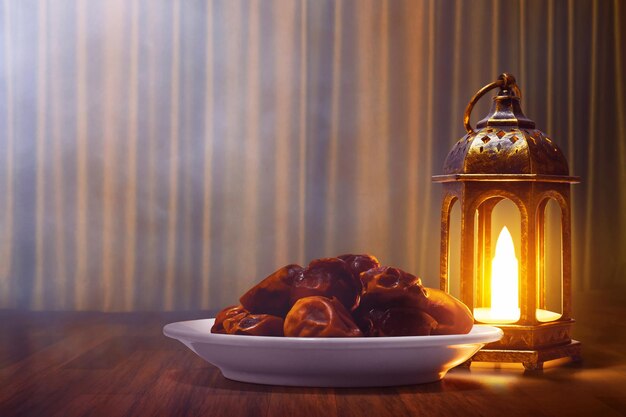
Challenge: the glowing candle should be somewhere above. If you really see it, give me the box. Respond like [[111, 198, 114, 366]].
[[474, 227, 520, 323], [489, 226, 520, 321], [474, 226, 562, 323]]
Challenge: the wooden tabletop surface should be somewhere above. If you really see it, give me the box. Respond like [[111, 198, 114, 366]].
[[2, 290, 626, 417]]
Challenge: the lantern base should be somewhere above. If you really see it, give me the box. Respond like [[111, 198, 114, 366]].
[[464, 340, 582, 370], [480, 318, 576, 350]]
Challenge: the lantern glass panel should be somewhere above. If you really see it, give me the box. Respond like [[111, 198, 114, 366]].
[[537, 198, 563, 322], [448, 200, 461, 300], [473, 198, 521, 324]]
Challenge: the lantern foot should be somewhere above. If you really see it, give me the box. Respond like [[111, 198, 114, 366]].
[[466, 340, 582, 369], [522, 361, 543, 371]]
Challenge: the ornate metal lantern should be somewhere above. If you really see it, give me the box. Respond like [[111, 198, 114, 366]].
[[433, 73, 582, 370]]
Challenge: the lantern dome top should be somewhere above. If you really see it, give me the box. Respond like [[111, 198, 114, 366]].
[[442, 74, 570, 176]]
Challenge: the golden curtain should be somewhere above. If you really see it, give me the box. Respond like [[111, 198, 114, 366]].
[[0, 0, 624, 311]]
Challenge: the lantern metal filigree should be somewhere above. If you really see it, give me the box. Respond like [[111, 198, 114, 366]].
[[433, 73, 582, 370]]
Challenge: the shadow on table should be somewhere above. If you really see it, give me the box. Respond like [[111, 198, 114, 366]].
[[167, 366, 487, 394]]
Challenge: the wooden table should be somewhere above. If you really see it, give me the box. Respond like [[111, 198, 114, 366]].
[[2, 290, 626, 417]]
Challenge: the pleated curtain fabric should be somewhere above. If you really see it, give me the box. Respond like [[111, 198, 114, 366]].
[[0, 0, 624, 311]]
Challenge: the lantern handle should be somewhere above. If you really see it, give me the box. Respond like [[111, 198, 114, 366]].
[[464, 73, 522, 134]]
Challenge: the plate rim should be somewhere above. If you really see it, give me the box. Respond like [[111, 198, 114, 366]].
[[163, 318, 503, 349]]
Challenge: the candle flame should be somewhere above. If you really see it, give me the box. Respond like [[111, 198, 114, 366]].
[[490, 226, 520, 321]]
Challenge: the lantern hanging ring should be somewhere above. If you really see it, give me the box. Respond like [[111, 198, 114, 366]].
[[464, 73, 523, 134]]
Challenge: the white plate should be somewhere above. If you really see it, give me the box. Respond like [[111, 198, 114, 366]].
[[163, 318, 502, 387]]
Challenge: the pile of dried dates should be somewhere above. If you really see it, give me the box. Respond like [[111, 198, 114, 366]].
[[211, 254, 473, 337]]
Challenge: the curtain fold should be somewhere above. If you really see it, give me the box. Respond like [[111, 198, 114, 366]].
[[0, 0, 624, 311]]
